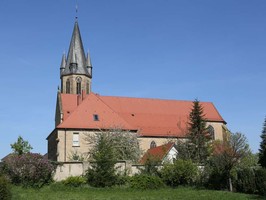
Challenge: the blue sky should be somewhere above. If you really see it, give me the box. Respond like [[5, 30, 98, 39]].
[[0, 0, 266, 159]]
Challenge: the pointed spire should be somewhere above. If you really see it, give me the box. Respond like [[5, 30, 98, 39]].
[[60, 53, 66, 69], [61, 21, 90, 77], [86, 52, 93, 78], [86, 51, 92, 67], [60, 53, 66, 77]]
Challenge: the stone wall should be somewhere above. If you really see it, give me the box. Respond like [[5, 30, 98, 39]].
[[53, 161, 142, 181]]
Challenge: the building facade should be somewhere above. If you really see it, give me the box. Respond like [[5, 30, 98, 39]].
[[47, 21, 228, 162]]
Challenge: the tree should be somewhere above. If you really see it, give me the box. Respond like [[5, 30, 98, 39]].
[[3, 153, 55, 187], [85, 128, 141, 187], [86, 132, 117, 187], [10, 136, 32, 155], [259, 117, 266, 167], [211, 132, 250, 192], [187, 99, 211, 164], [85, 128, 141, 162], [140, 153, 161, 176]]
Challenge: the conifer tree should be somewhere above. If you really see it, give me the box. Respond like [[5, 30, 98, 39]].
[[86, 133, 117, 187], [187, 99, 210, 164], [259, 117, 266, 167]]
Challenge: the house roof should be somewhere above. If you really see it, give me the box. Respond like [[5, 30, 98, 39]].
[[140, 143, 175, 164], [1, 153, 14, 162], [57, 92, 225, 137]]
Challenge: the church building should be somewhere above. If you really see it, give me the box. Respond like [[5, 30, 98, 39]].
[[47, 21, 227, 162]]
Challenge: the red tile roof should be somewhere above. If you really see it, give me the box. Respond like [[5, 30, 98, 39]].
[[140, 143, 175, 164], [57, 92, 225, 137]]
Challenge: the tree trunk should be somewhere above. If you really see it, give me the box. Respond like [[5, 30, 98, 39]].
[[229, 177, 233, 192]]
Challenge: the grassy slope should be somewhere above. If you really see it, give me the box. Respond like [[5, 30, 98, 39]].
[[11, 186, 262, 200]]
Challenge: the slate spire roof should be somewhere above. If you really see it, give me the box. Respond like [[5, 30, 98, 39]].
[[60, 21, 92, 78]]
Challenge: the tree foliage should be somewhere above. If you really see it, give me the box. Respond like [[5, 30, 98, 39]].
[[86, 128, 141, 162], [0, 176, 11, 200], [160, 159, 198, 187], [3, 153, 55, 187], [86, 132, 118, 187], [140, 153, 161, 176], [210, 132, 250, 191], [85, 128, 141, 187], [179, 99, 211, 164], [10, 136, 32, 155], [259, 117, 266, 167]]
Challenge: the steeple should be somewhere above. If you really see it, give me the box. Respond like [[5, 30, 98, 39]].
[[60, 21, 93, 95], [60, 21, 91, 77]]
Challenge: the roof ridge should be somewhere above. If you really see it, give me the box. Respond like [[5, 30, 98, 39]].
[[99, 94, 215, 104]]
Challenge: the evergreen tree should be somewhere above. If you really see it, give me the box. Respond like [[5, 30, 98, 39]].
[[187, 99, 210, 164], [85, 133, 117, 187], [259, 117, 266, 167]]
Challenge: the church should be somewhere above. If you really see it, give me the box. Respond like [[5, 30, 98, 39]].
[[46, 20, 227, 162]]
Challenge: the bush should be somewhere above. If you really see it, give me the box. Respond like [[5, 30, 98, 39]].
[[206, 170, 228, 190], [255, 168, 266, 196], [61, 176, 86, 187], [115, 175, 130, 186], [4, 153, 56, 187], [234, 168, 256, 194], [129, 174, 165, 190], [0, 176, 12, 200], [86, 165, 118, 187], [160, 159, 198, 187]]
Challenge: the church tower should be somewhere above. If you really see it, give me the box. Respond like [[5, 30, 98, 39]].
[[60, 21, 92, 95]]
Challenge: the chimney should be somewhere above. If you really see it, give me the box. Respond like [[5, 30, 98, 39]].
[[82, 90, 86, 101], [77, 94, 82, 106]]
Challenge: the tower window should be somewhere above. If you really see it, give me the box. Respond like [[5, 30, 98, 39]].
[[66, 79, 70, 94], [76, 77, 82, 95], [150, 141, 157, 149], [93, 114, 99, 121]]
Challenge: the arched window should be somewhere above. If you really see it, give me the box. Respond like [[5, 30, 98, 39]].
[[76, 77, 82, 94], [150, 141, 157, 149], [208, 125, 215, 140], [66, 79, 70, 94]]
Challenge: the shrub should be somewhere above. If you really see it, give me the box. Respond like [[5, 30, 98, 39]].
[[234, 168, 256, 194], [206, 170, 228, 190], [61, 176, 86, 187], [160, 159, 198, 187], [129, 174, 165, 190], [255, 168, 266, 196], [0, 176, 12, 200], [115, 175, 130, 186], [4, 153, 56, 187], [139, 154, 161, 176]]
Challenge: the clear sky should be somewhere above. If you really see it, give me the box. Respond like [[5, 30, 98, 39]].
[[0, 0, 266, 159]]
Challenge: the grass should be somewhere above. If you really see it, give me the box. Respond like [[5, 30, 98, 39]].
[[11, 185, 264, 200]]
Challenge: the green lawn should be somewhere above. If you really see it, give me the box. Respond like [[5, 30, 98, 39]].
[[11, 185, 264, 200]]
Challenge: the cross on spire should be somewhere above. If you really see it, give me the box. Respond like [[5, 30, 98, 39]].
[[75, 0, 78, 21]]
